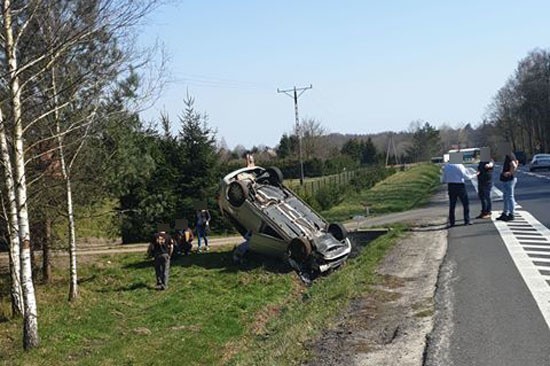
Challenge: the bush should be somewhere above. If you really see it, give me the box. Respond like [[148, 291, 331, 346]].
[[314, 184, 344, 211], [349, 166, 395, 193]]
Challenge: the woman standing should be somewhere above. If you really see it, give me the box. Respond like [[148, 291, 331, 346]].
[[497, 153, 519, 221]]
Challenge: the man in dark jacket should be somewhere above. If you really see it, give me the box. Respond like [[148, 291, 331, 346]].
[[476, 148, 494, 219], [147, 232, 173, 290], [196, 209, 211, 252]]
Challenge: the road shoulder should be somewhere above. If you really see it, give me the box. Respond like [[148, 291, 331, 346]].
[[307, 188, 449, 365]]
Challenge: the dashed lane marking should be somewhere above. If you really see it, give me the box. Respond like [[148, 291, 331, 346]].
[[493, 210, 550, 330]]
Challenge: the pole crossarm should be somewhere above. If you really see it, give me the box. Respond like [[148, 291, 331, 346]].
[[277, 84, 312, 98]]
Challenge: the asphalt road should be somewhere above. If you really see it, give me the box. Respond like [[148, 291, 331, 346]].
[[426, 165, 550, 366]]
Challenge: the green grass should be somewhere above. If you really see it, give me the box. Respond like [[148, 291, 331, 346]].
[[0, 250, 294, 365], [322, 163, 441, 222], [0, 230, 401, 365]]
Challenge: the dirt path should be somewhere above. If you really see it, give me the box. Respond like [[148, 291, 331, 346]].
[[0, 235, 243, 274]]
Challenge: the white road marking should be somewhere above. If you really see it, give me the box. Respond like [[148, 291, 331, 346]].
[[493, 210, 550, 330], [523, 171, 550, 181]]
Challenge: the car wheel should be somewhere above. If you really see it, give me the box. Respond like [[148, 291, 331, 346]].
[[227, 180, 249, 207], [266, 166, 283, 185], [328, 222, 348, 241], [288, 237, 312, 264]]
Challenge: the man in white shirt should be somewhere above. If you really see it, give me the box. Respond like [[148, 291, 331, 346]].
[[441, 152, 475, 227]]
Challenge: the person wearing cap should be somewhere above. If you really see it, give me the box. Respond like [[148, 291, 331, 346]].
[[147, 231, 173, 290]]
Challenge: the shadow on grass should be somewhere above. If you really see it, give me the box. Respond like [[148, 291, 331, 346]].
[[95, 281, 152, 293], [77, 275, 97, 285], [124, 250, 292, 275]]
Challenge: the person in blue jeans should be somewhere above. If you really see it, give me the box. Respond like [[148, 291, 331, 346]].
[[497, 153, 519, 221], [196, 209, 211, 252]]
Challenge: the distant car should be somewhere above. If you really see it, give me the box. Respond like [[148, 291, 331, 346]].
[[529, 154, 550, 172], [218, 166, 352, 274]]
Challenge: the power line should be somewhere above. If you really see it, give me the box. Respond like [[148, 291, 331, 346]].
[[277, 84, 313, 185], [172, 73, 273, 90]]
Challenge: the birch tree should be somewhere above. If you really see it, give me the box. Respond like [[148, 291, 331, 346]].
[[1, 0, 40, 349], [35, 0, 160, 300], [0, 107, 24, 316]]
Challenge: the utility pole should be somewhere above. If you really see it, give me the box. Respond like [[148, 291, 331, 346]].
[[277, 84, 312, 185], [385, 132, 400, 167]]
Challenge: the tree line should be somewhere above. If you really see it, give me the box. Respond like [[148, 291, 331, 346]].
[[487, 48, 550, 155]]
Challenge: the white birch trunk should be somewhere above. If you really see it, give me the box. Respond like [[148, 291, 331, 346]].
[[63, 163, 78, 301], [56, 131, 79, 301], [51, 66, 79, 301], [0, 108, 24, 316], [2, 0, 40, 349]]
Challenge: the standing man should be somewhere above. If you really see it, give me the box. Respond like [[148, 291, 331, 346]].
[[441, 152, 475, 227], [147, 231, 173, 290], [476, 147, 494, 219], [196, 208, 211, 252]]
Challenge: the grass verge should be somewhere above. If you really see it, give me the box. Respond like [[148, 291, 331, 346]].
[[322, 163, 441, 222]]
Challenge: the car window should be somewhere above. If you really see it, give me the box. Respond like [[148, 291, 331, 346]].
[[260, 223, 283, 239]]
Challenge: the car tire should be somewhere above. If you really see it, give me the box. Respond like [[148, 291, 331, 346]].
[[328, 222, 348, 241], [227, 180, 249, 207], [266, 166, 283, 185], [288, 237, 312, 264]]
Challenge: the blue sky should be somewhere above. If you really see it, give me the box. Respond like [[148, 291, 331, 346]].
[[139, 1, 550, 149]]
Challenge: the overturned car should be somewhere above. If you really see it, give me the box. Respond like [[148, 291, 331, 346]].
[[219, 166, 352, 275]]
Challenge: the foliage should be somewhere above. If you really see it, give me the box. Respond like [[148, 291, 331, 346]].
[[486, 48, 550, 155], [341, 138, 363, 162], [405, 122, 441, 163], [349, 165, 396, 193], [277, 133, 298, 159], [341, 137, 380, 165]]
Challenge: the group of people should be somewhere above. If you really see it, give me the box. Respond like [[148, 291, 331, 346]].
[[146, 209, 211, 290], [442, 150, 519, 227]]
